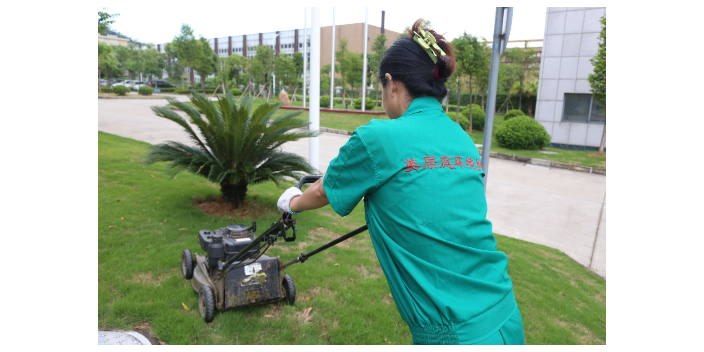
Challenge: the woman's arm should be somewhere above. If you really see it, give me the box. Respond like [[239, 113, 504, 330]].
[[289, 176, 330, 212]]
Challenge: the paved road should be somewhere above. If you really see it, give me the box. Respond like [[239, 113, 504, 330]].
[[98, 97, 606, 279]]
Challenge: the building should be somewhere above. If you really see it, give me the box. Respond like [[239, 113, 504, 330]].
[[157, 19, 401, 84], [98, 33, 130, 47], [535, 7, 606, 151]]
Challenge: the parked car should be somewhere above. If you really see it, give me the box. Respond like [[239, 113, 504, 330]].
[[122, 80, 136, 89], [100, 79, 109, 86], [145, 80, 175, 88], [111, 79, 124, 86], [132, 81, 145, 91]]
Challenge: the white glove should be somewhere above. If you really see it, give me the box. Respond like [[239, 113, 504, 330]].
[[277, 187, 303, 214]]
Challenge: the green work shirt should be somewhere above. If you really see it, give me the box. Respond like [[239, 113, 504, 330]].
[[323, 96, 519, 345]]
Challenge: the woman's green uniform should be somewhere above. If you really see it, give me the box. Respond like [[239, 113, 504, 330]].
[[322, 96, 525, 345]]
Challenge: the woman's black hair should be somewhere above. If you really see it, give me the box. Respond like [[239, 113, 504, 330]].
[[378, 19, 457, 101]]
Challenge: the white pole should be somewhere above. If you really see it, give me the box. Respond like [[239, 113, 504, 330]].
[[309, 7, 321, 172], [330, 7, 336, 109], [303, 8, 308, 108], [361, 8, 368, 112]]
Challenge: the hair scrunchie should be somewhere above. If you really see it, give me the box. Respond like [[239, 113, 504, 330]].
[[433, 66, 440, 81]]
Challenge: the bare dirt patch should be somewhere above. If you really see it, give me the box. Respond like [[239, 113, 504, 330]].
[[587, 153, 605, 157], [193, 195, 276, 219], [301, 286, 336, 301], [129, 269, 175, 286], [260, 303, 284, 321], [307, 227, 359, 249], [132, 322, 164, 345], [287, 307, 315, 324], [356, 264, 380, 279]]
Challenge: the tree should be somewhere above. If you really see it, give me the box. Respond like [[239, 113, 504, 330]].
[[251, 45, 275, 99], [274, 54, 296, 95], [194, 37, 216, 93], [172, 24, 203, 86], [503, 44, 538, 111], [98, 10, 119, 34], [164, 43, 185, 87], [144, 92, 319, 207], [292, 52, 304, 99], [98, 42, 118, 92], [335, 39, 351, 102], [320, 63, 332, 92], [497, 63, 521, 113], [588, 15, 606, 155], [454, 32, 489, 132], [140, 46, 166, 82], [370, 33, 388, 108]]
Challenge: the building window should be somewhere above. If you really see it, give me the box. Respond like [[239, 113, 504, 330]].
[[562, 94, 605, 124], [299, 43, 302, 48]]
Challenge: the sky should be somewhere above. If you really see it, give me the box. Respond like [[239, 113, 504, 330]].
[[99, 2, 547, 48]]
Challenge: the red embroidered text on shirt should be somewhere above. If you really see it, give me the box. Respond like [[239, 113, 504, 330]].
[[404, 158, 421, 172], [439, 156, 454, 169], [406, 156, 483, 171], [421, 156, 437, 169]]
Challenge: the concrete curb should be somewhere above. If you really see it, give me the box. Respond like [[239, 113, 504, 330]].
[[485, 151, 606, 176], [165, 106, 605, 176]]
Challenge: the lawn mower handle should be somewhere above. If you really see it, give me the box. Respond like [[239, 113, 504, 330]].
[[296, 175, 322, 189]]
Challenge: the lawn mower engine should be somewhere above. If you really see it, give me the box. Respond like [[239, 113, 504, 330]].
[[181, 220, 297, 322]]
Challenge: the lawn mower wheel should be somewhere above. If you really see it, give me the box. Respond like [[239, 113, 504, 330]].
[[198, 285, 215, 323], [181, 249, 193, 280], [282, 274, 296, 305]]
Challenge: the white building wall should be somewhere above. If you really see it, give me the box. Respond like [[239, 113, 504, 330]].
[[535, 7, 606, 149]]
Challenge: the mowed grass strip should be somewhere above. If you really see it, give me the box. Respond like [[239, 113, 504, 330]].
[[98, 131, 605, 344]]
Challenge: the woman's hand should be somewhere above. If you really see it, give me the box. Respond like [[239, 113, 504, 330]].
[[277, 187, 303, 214], [277, 177, 330, 214]]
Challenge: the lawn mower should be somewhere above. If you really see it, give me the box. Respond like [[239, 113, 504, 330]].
[[181, 175, 369, 322]]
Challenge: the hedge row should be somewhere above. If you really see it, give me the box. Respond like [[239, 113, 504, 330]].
[[447, 92, 537, 116]]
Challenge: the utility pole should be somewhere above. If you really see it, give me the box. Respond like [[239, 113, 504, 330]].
[[303, 8, 308, 108], [361, 7, 369, 112], [482, 7, 512, 189], [309, 7, 321, 172], [330, 8, 336, 109]]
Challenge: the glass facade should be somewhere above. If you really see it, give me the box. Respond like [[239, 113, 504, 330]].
[[562, 93, 605, 123]]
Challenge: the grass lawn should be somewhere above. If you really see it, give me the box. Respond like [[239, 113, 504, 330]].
[[98, 131, 606, 345], [99, 93, 176, 99]]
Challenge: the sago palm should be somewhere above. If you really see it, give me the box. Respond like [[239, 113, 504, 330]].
[[144, 90, 318, 208]]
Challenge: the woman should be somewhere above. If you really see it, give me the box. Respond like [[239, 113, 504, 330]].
[[277, 19, 525, 345]]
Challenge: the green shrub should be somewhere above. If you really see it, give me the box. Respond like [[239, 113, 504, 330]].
[[320, 95, 331, 108], [504, 109, 526, 121], [461, 105, 486, 130], [138, 86, 153, 96], [230, 88, 242, 96], [446, 112, 469, 130], [100, 87, 113, 93], [112, 85, 129, 96], [353, 97, 373, 110], [334, 97, 343, 104], [494, 116, 551, 150]]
